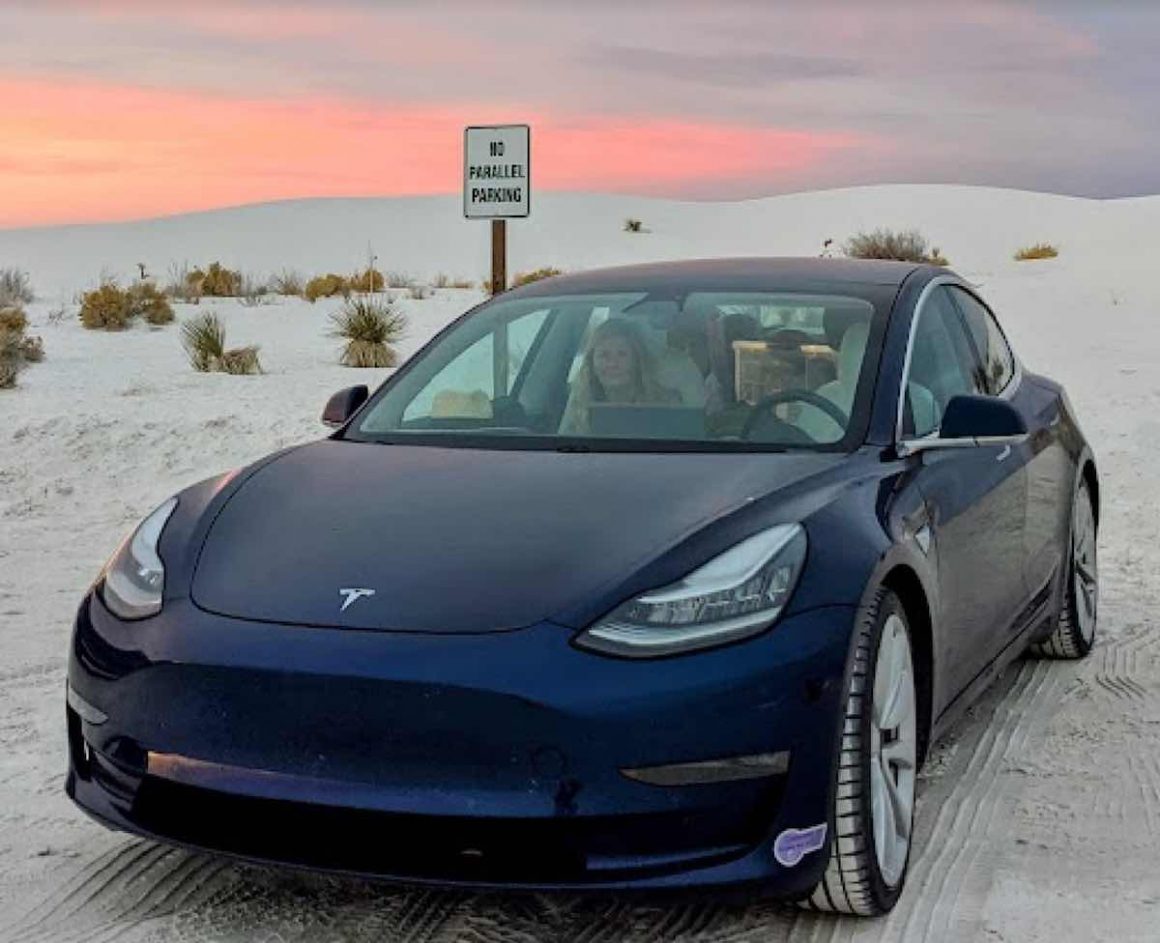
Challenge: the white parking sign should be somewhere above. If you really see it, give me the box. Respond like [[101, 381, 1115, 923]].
[[464, 125, 530, 219]]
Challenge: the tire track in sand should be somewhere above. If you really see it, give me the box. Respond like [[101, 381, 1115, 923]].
[[787, 658, 1060, 943]]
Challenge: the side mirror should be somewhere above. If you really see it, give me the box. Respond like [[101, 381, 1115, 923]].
[[941, 394, 1027, 439], [898, 394, 1027, 457], [322, 385, 369, 427]]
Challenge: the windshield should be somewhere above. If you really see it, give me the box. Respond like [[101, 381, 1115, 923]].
[[349, 289, 881, 451]]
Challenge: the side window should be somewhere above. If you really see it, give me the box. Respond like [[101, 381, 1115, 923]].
[[950, 287, 1015, 394], [401, 308, 549, 421], [904, 287, 986, 436]]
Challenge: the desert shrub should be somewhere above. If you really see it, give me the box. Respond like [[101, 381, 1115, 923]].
[[511, 267, 563, 288], [844, 229, 948, 265], [165, 262, 201, 302], [269, 269, 305, 296], [450, 277, 475, 289], [0, 268, 34, 306], [187, 261, 242, 297], [217, 345, 262, 375], [430, 272, 451, 289], [330, 297, 407, 368], [304, 273, 351, 303], [624, 218, 645, 233], [79, 282, 134, 330], [129, 281, 175, 325], [80, 281, 173, 329], [384, 271, 415, 289], [238, 273, 270, 307], [0, 306, 28, 334], [0, 303, 42, 389], [349, 267, 385, 293], [408, 284, 431, 300], [1014, 242, 1059, 261], [19, 334, 44, 362]]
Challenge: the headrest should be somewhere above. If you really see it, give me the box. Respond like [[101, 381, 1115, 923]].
[[838, 322, 870, 386]]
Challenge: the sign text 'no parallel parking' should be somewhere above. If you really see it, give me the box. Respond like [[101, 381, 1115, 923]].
[[464, 125, 531, 219]]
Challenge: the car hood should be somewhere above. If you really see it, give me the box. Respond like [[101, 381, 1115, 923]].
[[190, 440, 841, 633]]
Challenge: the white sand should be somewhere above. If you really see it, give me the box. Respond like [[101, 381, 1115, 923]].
[[1, 186, 1158, 941]]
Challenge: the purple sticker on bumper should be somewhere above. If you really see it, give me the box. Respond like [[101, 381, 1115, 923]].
[[773, 823, 828, 867]]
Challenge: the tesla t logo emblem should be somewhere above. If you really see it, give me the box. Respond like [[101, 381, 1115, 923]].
[[338, 588, 376, 612]]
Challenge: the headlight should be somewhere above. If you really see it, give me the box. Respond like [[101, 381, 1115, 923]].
[[100, 497, 178, 620], [576, 523, 807, 657]]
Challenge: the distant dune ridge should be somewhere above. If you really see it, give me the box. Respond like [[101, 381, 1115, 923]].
[[2, 185, 1158, 296]]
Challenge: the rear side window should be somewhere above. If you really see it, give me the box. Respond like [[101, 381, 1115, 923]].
[[903, 287, 987, 436], [950, 287, 1015, 394]]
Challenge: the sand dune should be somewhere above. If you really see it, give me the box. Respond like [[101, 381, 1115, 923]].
[[1, 187, 1158, 942]]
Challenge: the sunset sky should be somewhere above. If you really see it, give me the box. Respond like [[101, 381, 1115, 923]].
[[2, 1, 1157, 227]]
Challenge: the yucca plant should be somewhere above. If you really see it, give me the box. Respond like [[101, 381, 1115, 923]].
[[330, 297, 407, 368], [181, 312, 227, 372]]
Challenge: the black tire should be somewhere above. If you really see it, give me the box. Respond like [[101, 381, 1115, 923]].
[[1029, 476, 1098, 659], [804, 587, 916, 916]]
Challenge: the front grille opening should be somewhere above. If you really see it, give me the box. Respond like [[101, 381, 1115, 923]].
[[132, 776, 782, 882]]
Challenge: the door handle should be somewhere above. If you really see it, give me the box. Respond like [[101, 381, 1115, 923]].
[[996, 444, 1011, 462]]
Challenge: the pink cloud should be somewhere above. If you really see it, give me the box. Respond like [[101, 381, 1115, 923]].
[[0, 78, 876, 226]]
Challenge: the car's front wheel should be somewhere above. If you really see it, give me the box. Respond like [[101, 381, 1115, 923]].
[[805, 588, 917, 916]]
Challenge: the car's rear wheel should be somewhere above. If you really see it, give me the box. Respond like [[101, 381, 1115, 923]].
[[1029, 476, 1098, 659], [805, 588, 917, 916]]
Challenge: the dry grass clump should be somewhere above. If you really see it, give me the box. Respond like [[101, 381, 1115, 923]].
[[304, 273, 352, 303], [0, 268, 34, 306], [408, 284, 431, 300], [181, 312, 262, 374], [0, 306, 28, 334], [330, 297, 407, 368], [130, 281, 175, 324], [844, 229, 949, 266], [432, 274, 475, 290], [79, 280, 174, 329], [79, 283, 133, 329], [187, 262, 242, 298], [1014, 242, 1059, 261], [164, 262, 201, 303], [383, 271, 416, 289], [238, 273, 271, 307], [349, 267, 384, 293], [0, 301, 43, 389], [511, 267, 563, 288], [269, 269, 305, 296]]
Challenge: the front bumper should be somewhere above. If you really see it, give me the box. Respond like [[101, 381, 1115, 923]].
[[67, 592, 854, 893]]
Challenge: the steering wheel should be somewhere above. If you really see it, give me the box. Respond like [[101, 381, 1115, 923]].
[[740, 389, 850, 443]]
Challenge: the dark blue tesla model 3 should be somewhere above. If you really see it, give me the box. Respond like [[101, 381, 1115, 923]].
[[67, 258, 1098, 915]]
